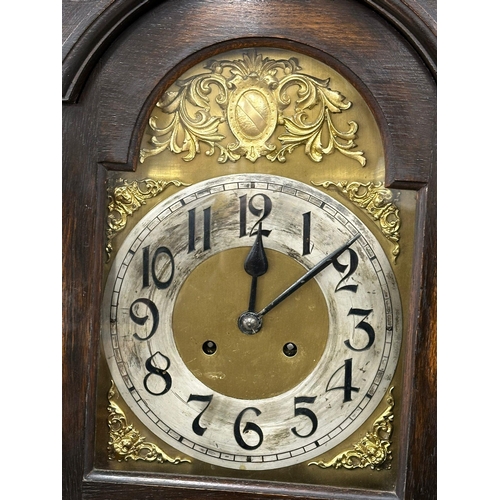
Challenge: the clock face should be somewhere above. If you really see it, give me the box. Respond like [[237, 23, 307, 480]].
[[101, 173, 402, 470]]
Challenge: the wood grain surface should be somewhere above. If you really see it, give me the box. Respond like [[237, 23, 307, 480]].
[[62, 1, 436, 498]]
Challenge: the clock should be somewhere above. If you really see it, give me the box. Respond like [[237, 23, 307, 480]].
[[63, 1, 436, 497], [101, 173, 402, 470]]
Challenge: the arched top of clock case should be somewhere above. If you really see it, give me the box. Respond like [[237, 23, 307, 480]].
[[63, 0, 436, 189], [62, 0, 436, 104]]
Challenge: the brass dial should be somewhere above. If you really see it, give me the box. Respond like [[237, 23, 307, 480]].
[[173, 247, 329, 399], [101, 173, 402, 470]]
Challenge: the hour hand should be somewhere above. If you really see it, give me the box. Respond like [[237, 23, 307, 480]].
[[244, 223, 268, 312]]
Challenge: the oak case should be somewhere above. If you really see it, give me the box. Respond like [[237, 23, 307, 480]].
[[62, 1, 436, 498]]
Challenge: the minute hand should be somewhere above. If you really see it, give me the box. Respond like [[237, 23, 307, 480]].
[[256, 234, 361, 318]]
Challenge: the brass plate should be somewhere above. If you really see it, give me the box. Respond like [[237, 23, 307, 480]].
[[96, 47, 417, 492], [173, 247, 329, 399]]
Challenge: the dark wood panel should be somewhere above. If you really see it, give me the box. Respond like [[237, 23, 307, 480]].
[[82, 471, 400, 500], [403, 161, 437, 497], [62, 1, 436, 499], [62, 0, 437, 103], [62, 0, 165, 102], [62, 72, 105, 499]]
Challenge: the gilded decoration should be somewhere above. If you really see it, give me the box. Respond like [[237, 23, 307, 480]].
[[107, 381, 190, 465], [314, 181, 401, 260], [140, 50, 366, 165], [106, 178, 188, 261], [309, 388, 395, 470]]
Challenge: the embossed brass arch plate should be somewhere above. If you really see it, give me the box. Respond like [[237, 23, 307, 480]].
[[96, 47, 417, 491]]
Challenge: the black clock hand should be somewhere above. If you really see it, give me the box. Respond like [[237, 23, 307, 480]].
[[256, 233, 361, 318], [244, 223, 268, 312]]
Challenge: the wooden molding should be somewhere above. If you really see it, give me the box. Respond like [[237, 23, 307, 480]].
[[62, 0, 436, 104], [62, 1, 436, 498]]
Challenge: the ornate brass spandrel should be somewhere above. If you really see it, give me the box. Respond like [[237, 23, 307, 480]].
[[309, 387, 395, 471], [107, 381, 191, 465], [314, 180, 400, 260], [106, 178, 189, 261], [140, 50, 366, 166]]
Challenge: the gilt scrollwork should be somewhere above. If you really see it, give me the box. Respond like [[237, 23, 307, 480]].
[[140, 50, 366, 165], [107, 381, 190, 465], [309, 387, 395, 470], [314, 180, 400, 260], [106, 178, 189, 262]]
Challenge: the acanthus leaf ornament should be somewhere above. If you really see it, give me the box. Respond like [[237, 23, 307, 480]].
[[313, 180, 401, 260], [140, 50, 366, 165], [107, 381, 190, 465], [105, 178, 189, 262], [309, 388, 395, 470]]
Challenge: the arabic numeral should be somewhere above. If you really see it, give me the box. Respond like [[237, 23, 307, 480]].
[[326, 358, 360, 402], [187, 394, 213, 436], [239, 193, 272, 237], [345, 308, 375, 351], [188, 206, 211, 253], [332, 247, 359, 293], [302, 211, 311, 255], [291, 396, 318, 438], [234, 407, 264, 450], [129, 298, 159, 341], [144, 352, 172, 396], [142, 245, 174, 289]]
